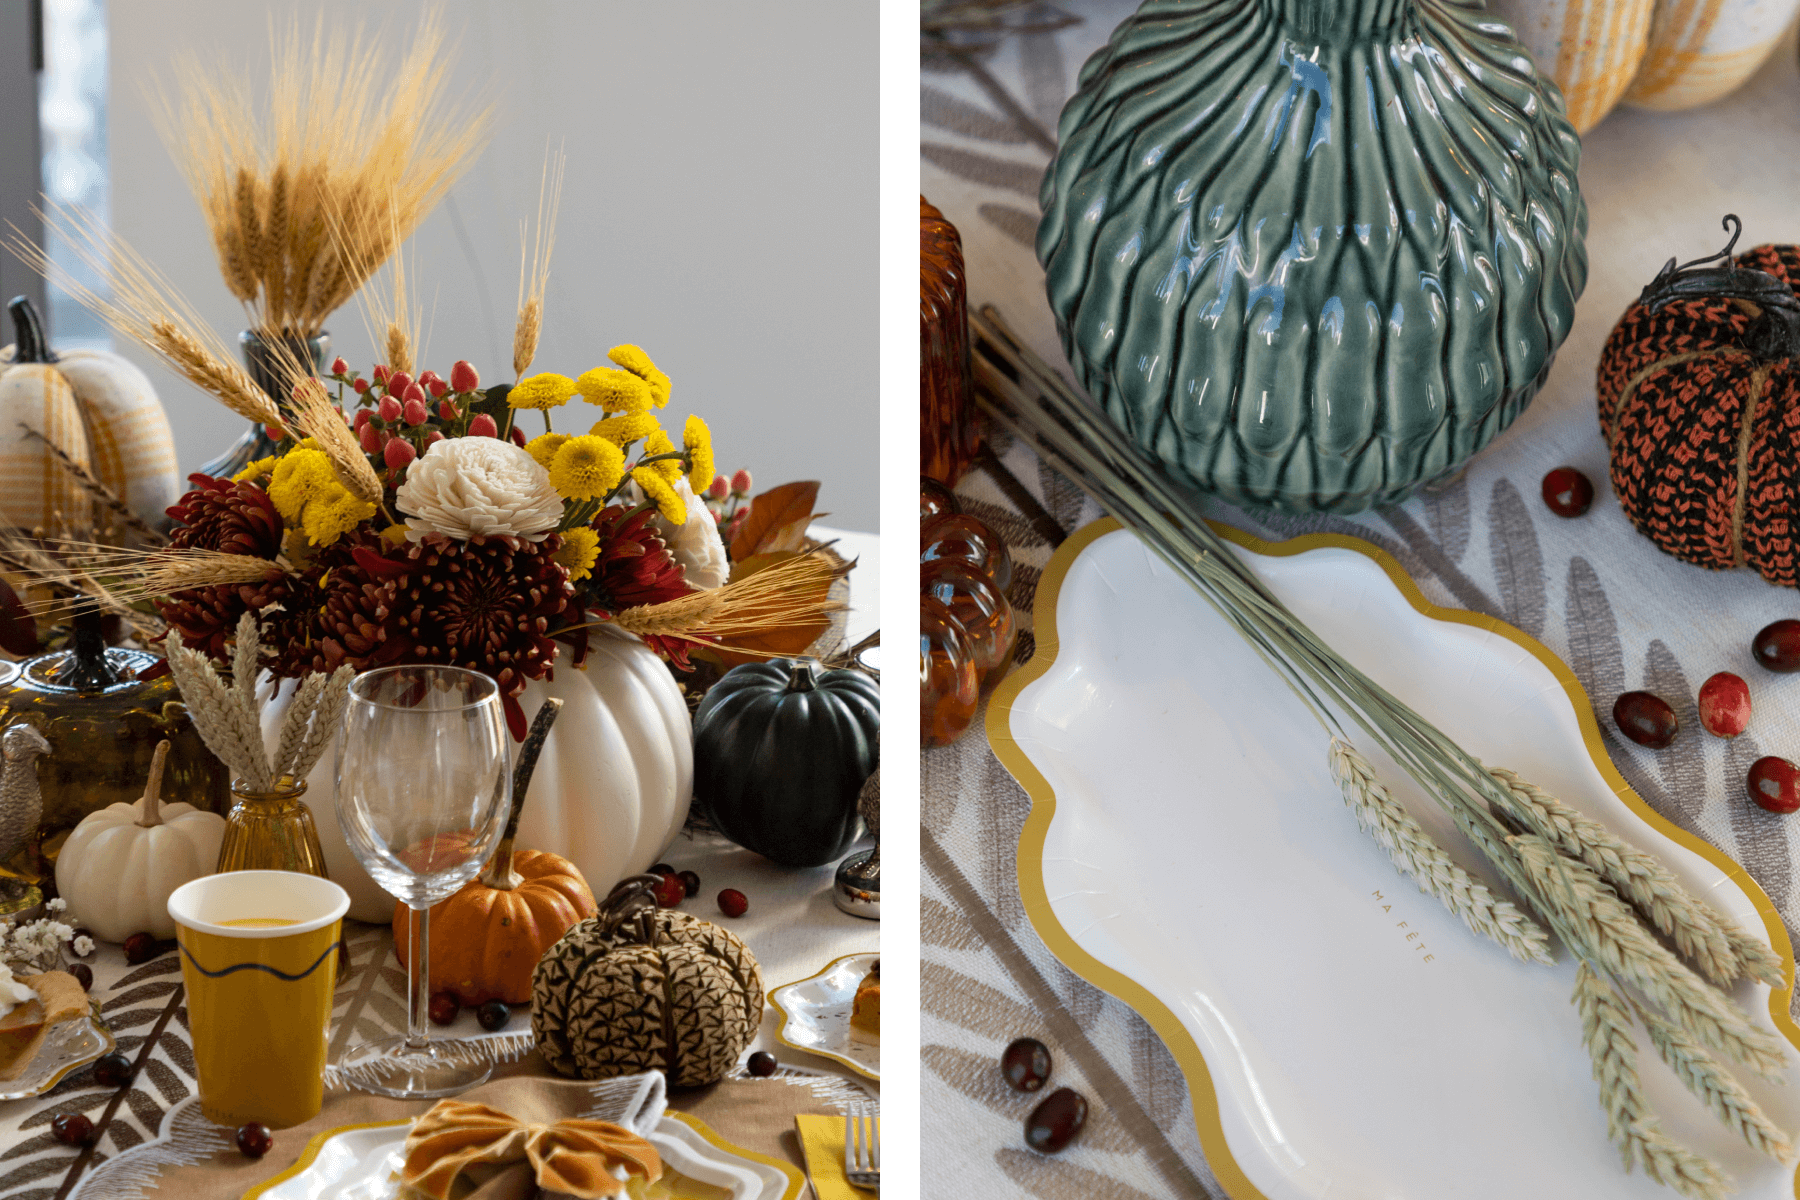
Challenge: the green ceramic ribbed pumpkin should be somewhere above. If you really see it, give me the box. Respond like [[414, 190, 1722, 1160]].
[[1038, 0, 1589, 513], [692, 658, 880, 868]]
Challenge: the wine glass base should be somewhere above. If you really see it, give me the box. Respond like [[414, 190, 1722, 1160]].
[[339, 1036, 494, 1099]]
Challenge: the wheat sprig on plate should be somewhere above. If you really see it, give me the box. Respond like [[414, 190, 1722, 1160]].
[[1329, 739, 1552, 964], [1576, 964, 1736, 1200], [1637, 1000, 1795, 1164], [1491, 767, 1742, 984], [1514, 834, 1787, 1080]]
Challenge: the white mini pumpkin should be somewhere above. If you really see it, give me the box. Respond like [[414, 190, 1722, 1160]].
[[261, 624, 694, 923], [55, 741, 226, 942]]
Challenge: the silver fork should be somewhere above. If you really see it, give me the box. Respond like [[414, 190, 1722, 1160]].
[[844, 1111, 880, 1191]]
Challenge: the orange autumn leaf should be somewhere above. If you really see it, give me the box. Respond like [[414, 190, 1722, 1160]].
[[712, 550, 833, 667], [730, 480, 819, 561]]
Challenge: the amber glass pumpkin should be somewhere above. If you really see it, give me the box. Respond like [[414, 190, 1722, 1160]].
[[922, 197, 978, 485], [921, 596, 979, 748], [922, 559, 1016, 696], [921, 512, 1012, 594]]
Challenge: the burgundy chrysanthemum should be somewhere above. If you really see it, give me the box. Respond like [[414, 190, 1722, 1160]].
[[582, 504, 704, 669], [279, 532, 575, 738], [156, 473, 290, 658]]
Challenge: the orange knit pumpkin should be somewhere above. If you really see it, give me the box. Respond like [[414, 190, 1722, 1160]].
[[394, 847, 597, 1006]]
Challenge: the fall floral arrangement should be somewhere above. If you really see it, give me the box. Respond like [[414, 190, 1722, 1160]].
[[131, 346, 831, 738]]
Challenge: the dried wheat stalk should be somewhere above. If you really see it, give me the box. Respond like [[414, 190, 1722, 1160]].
[[165, 625, 271, 790], [1491, 767, 1746, 985], [267, 662, 354, 781], [1329, 740, 1552, 964], [1576, 964, 1735, 1200], [1516, 834, 1788, 1080], [1637, 999, 1795, 1164], [512, 150, 564, 379], [611, 551, 846, 643], [286, 377, 382, 503], [149, 12, 491, 338], [21, 427, 166, 545]]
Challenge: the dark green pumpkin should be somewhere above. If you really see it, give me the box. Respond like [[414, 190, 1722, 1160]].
[[692, 658, 880, 867]]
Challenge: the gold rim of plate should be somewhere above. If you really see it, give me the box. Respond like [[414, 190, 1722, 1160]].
[[768, 951, 880, 1081], [984, 516, 1800, 1200]]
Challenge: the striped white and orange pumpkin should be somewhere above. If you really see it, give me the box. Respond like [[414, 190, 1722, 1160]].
[[1624, 0, 1800, 112], [1488, 0, 1656, 133], [0, 298, 179, 533]]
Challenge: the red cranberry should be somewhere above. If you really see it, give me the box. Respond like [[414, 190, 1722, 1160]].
[[678, 870, 700, 898], [747, 1050, 778, 1077], [67, 963, 92, 992], [123, 933, 161, 965], [1753, 620, 1800, 673], [1540, 467, 1594, 518], [1748, 757, 1800, 814], [651, 873, 685, 908], [1001, 1037, 1051, 1092], [476, 1000, 511, 1032], [235, 1122, 273, 1158], [1024, 1087, 1087, 1153], [1698, 672, 1752, 738], [650, 863, 675, 876], [429, 992, 460, 1026], [50, 1113, 92, 1146], [1613, 691, 1679, 749], [91, 1051, 133, 1088], [718, 888, 749, 918]]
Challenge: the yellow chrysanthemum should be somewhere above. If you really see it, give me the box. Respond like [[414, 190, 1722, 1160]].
[[552, 526, 600, 582], [232, 455, 278, 484], [643, 429, 683, 483], [526, 432, 571, 471], [299, 486, 377, 547], [589, 412, 660, 447], [632, 465, 686, 526], [549, 436, 627, 501], [575, 367, 654, 414], [266, 449, 337, 523], [508, 372, 577, 411], [608, 345, 671, 407], [682, 415, 714, 494]]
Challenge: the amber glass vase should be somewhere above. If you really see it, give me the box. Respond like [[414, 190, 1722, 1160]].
[[921, 196, 978, 485], [215, 778, 329, 877]]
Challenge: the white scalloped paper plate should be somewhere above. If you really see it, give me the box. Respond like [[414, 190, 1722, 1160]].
[[990, 519, 1800, 1200], [769, 952, 879, 1081]]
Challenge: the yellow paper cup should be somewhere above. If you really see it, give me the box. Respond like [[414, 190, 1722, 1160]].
[[168, 870, 348, 1128]]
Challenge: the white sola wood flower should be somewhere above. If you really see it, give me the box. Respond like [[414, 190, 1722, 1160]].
[[396, 436, 564, 542]]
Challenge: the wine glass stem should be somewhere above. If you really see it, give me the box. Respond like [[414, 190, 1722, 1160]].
[[407, 904, 431, 1052]]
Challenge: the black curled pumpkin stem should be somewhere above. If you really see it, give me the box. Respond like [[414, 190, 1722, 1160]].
[[1640, 214, 1800, 361], [480, 697, 562, 892], [596, 874, 665, 942]]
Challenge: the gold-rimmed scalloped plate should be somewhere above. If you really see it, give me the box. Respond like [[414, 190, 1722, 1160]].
[[769, 952, 879, 1081], [989, 519, 1800, 1200]]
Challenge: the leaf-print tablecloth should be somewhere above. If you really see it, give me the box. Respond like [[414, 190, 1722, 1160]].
[[923, 7, 1800, 1198]]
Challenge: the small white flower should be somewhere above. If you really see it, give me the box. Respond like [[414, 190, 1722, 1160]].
[[394, 437, 564, 542], [45, 922, 72, 944], [72, 936, 93, 957], [46, 898, 66, 913]]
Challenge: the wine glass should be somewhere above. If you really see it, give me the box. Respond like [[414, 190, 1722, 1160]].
[[333, 665, 511, 1098]]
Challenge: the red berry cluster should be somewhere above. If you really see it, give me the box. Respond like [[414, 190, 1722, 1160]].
[[322, 357, 511, 484], [1613, 620, 1800, 814]]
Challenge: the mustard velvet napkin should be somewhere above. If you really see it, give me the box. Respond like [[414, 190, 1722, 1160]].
[[400, 1098, 662, 1199], [796, 1114, 879, 1199]]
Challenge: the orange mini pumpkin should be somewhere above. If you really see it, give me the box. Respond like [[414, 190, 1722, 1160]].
[[395, 847, 597, 1006], [392, 698, 597, 1005]]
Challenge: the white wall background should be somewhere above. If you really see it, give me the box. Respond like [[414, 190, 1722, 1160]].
[[107, 0, 879, 531]]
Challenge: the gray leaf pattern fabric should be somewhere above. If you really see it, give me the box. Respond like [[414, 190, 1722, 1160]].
[[923, 7, 1800, 1197]]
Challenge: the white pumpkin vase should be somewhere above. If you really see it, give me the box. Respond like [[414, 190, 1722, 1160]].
[[55, 740, 226, 942], [261, 624, 694, 923]]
